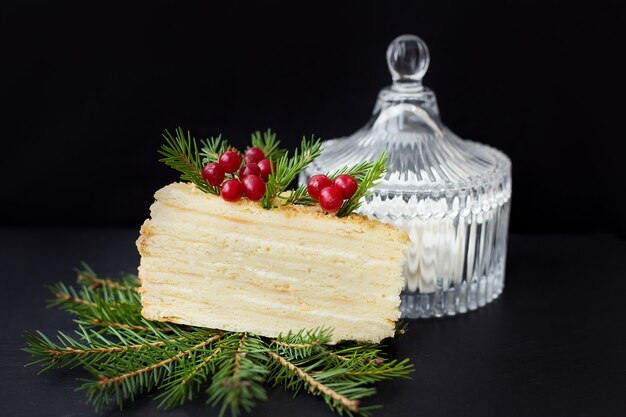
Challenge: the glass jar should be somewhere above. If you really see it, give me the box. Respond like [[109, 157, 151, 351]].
[[301, 35, 512, 318]]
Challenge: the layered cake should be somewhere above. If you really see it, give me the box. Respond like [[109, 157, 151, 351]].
[[137, 129, 409, 342]]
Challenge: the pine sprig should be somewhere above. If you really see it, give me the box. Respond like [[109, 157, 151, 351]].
[[281, 183, 317, 206], [207, 333, 268, 417], [75, 262, 137, 290], [24, 267, 412, 416], [251, 129, 287, 160], [81, 332, 223, 411], [336, 151, 389, 218], [158, 128, 389, 219], [159, 128, 218, 195], [282, 161, 380, 206], [200, 134, 229, 165], [270, 328, 332, 359], [155, 343, 223, 409], [327, 161, 378, 183], [24, 327, 189, 372], [47, 281, 179, 335], [261, 136, 322, 209], [266, 351, 370, 416]]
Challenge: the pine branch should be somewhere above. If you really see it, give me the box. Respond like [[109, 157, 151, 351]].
[[280, 183, 317, 206], [156, 345, 223, 409], [317, 344, 413, 383], [48, 276, 181, 337], [157, 127, 388, 217], [266, 336, 411, 416], [267, 351, 363, 415], [200, 134, 229, 165], [282, 161, 379, 206], [326, 161, 378, 183], [251, 129, 287, 160], [89, 319, 175, 333], [25, 268, 413, 416], [261, 136, 322, 209], [24, 328, 189, 371], [52, 288, 96, 306], [94, 334, 223, 387], [336, 151, 389, 218], [207, 333, 268, 417], [78, 329, 223, 411], [270, 328, 332, 359], [75, 263, 136, 290], [183, 348, 222, 384], [159, 128, 219, 195]]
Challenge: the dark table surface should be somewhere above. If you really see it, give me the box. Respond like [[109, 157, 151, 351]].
[[2, 228, 625, 417]]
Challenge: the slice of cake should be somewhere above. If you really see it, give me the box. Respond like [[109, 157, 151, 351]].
[[137, 182, 409, 343]]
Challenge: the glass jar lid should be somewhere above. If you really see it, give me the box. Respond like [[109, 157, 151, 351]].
[[304, 34, 511, 195]]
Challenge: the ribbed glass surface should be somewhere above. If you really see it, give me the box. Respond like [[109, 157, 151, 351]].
[[300, 34, 512, 318]]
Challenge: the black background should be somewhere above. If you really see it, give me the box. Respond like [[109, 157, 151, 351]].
[[1, 0, 625, 235]]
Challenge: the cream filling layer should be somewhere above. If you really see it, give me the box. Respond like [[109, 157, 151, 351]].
[[140, 270, 400, 318], [141, 293, 393, 342], [141, 233, 403, 293]]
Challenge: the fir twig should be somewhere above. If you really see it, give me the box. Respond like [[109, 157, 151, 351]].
[[24, 268, 413, 416], [24, 329, 189, 371], [326, 161, 378, 183], [261, 136, 322, 209], [48, 276, 180, 336], [282, 160, 380, 206], [267, 351, 361, 414], [200, 134, 229, 165], [89, 319, 175, 333], [280, 183, 316, 206], [251, 129, 287, 160], [207, 334, 268, 417], [270, 328, 332, 359], [159, 128, 219, 195], [336, 151, 388, 217], [75, 262, 137, 290], [96, 334, 223, 387], [155, 345, 224, 409]]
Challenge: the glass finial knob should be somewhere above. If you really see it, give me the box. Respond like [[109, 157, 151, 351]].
[[386, 34, 430, 89]]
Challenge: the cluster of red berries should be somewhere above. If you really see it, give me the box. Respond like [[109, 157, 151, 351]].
[[202, 147, 274, 202], [307, 173, 358, 213]]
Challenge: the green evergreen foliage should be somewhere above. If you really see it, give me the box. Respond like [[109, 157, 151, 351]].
[[336, 151, 388, 218], [24, 266, 413, 416], [159, 127, 387, 217], [260, 135, 323, 209], [250, 129, 287, 161]]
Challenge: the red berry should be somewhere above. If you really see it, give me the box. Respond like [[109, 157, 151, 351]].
[[307, 174, 332, 200], [220, 179, 244, 202], [257, 159, 275, 181], [241, 175, 266, 201], [202, 162, 224, 186], [245, 147, 265, 164], [319, 186, 344, 213], [218, 151, 243, 174], [333, 174, 358, 199], [239, 162, 261, 179]]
